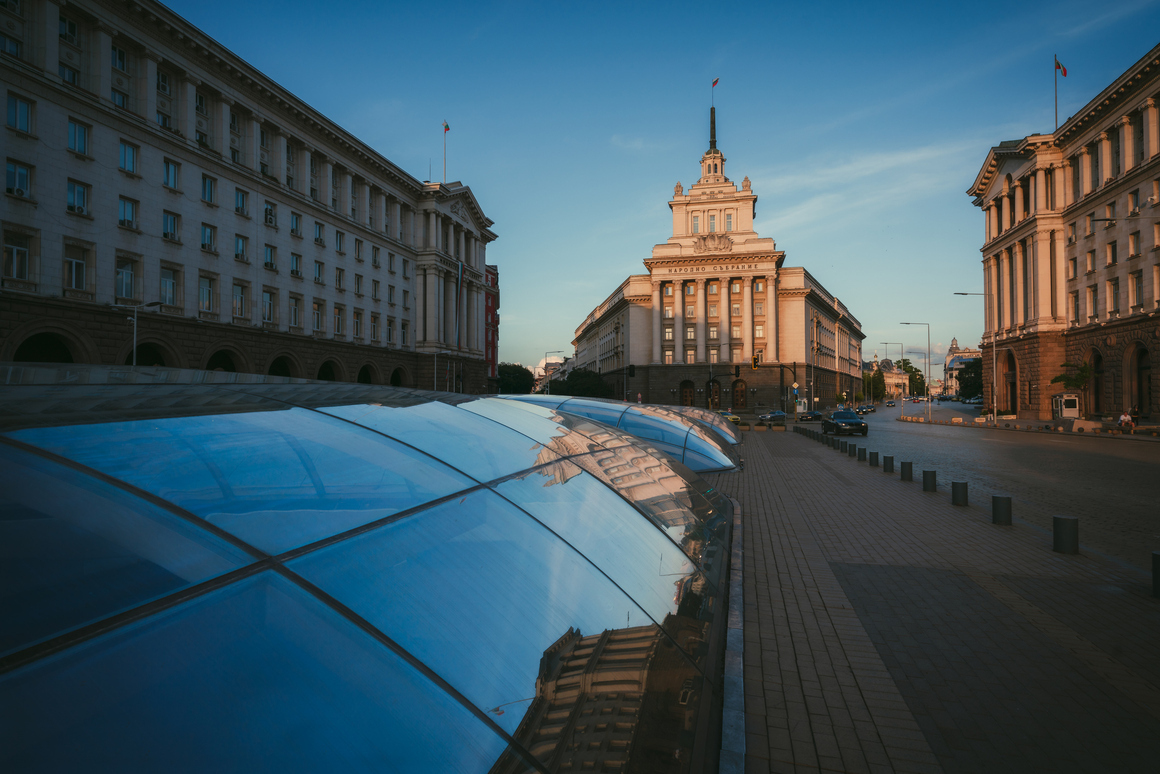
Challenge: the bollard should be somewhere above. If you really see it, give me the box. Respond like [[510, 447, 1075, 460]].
[[848, 444, 857, 457], [922, 470, 937, 492], [883, 455, 894, 473], [1053, 516, 1079, 554], [840, 441, 848, 452], [858, 447, 867, 462], [952, 481, 968, 506], [1154, 553, 1160, 599], [869, 451, 879, 467], [992, 495, 1012, 525], [900, 461, 912, 481]]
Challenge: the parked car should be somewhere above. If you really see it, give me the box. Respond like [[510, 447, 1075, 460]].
[[717, 410, 741, 424], [822, 410, 868, 436], [885, 400, 896, 407], [866, 404, 876, 412], [854, 405, 870, 415], [797, 411, 823, 422], [758, 411, 787, 424]]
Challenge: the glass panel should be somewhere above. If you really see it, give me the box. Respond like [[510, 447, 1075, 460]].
[[683, 425, 740, 471], [0, 443, 251, 656], [619, 407, 692, 447], [8, 409, 473, 554], [457, 397, 573, 447], [290, 489, 653, 744], [0, 572, 515, 772], [503, 394, 565, 409], [551, 397, 631, 427], [320, 401, 560, 483], [495, 461, 694, 625]]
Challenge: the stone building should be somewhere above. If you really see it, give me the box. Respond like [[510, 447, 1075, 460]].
[[572, 109, 864, 412], [942, 337, 981, 396], [968, 43, 1159, 420], [1, 0, 496, 391]]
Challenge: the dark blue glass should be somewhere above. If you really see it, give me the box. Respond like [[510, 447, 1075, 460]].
[[0, 443, 252, 656], [320, 401, 560, 483], [8, 408, 473, 554], [542, 397, 631, 428], [290, 489, 653, 742], [0, 572, 515, 772], [457, 397, 573, 446]]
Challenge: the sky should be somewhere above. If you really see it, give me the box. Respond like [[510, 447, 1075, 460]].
[[164, 0, 1160, 378]]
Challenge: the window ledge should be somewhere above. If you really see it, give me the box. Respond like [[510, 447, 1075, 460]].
[[5, 193, 37, 207], [5, 127, 37, 140], [160, 304, 183, 316], [163, 238, 183, 245], [354, 292, 363, 298], [63, 288, 94, 301], [201, 246, 219, 256], [290, 230, 303, 239], [164, 186, 183, 195], [262, 321, 279, 330], [1, 278, 38, 293], [70, 151, 93, 162], [118, 224, 142, 234], [66, 209, 94, 221], [288, 326, 304, 335], [232, 316, 250, 325], [202, 200, 218, 208], [120, 169, 142, 180]]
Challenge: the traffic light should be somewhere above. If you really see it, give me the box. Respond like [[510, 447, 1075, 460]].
[[751, 355, 759, 370], [627, 364, 636, 377], [734, 365, 740, 378]]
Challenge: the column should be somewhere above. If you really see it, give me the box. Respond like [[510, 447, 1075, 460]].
[[95, 24, 113, 106], [319, 159, 333, 210], [39, 1, 60, 78], [444, 271, 457, 346], [1121, 116, 1136, 174], [673, 281, 685, 364], [1015, 243, 1026, 325], [996, 251, 1006, 330], [720, 279, 731, 362], [769, 269, 780, 362], [1144, 99, 1159, 160], [1098, 131, 1112, 185], [1054, 162, 1067, 211], [427, 212, 437, 250], [742, 277, 754, 360], [178, 77, 198, 143], [377, 191, 389, 234], [694, 279, 706, 362], [1034, 231, 1052, 323], [984, 257, 995, 336], [1013, 182, 1024, 223], [393, 201, 403, 241], [1055, 231, 1068, 323], [360, 182, 371, 225], [248, 116, 261, 173], [270, 129, 285, 185], [985, 204, 993, 242], [298, 146, 312, 198], [1035, 168, 1046, 213], [458, 230, 466, 262], [409, 209, 417, 248], [140, 52, 159, 127], [425, 267, 438, 344], [336, 169, 350, 216], [1000, 192, 1010, 232], [464, 284, 474, 353], [216, 96, 233, 156], [651, 281, 662, 364]]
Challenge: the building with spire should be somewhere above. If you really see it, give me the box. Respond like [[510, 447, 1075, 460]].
[[942, 337, 981, 397], [572, 108, 864, 412]]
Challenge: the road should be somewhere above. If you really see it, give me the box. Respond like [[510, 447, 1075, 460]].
[[792, 403, 1160, 573]]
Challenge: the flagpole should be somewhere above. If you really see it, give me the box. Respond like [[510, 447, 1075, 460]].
[[443, 127, 446, 184], [1054, 54, 1058, 131]]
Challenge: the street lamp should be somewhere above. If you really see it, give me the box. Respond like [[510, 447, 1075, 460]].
[[880, 341, 905, 415], [900, 322, 931, 422], [544, 350, 564, 395], [954, 292, 996, 421], [114, 301, 162, 366]]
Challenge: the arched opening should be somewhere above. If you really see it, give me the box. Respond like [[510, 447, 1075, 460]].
[[268, 356, 295, 378], [705, 379, 721, 410], [357, 364, 375, 384], [679, 379, 694, 407], [316, 360, 338, 381], [123, 343, 167, 367], [1130, 345, 1151, 417], [1090, 351, 1104, 415], [205, 350, 237, 372], [389, 367, 405, 387], [1002, 351, 1017, 413], [731, 379, 747, 410], [13, 332, 75, 364]]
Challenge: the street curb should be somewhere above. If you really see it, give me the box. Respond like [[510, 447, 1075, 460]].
[[719, 496, 745, 774], [892, 414, 1160, 442]]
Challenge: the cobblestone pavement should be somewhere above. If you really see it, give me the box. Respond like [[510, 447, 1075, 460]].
[[705, 430, 1160, 774]]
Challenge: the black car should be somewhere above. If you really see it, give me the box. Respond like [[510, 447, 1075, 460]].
[[822, 410, 868, 436], [885, 400, 896, 407], [758, 410, 787, 424], [797, 411, 823, 422]]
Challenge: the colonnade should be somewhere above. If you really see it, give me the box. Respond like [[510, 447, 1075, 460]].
[[649, 274, 779, 365]]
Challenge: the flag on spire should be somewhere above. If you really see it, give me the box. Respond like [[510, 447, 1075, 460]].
[[1055, 58, 1067, 77], [443, 120, 450, 133], [712, 77, 719, 88]]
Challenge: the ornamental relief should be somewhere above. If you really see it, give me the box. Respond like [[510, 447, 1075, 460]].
[[692, 234, 733, 254], [158, 97, 170, 111], [114, 75, 126, 88]]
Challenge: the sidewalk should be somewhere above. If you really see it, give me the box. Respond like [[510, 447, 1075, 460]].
[[706, 431, 1160, 774]]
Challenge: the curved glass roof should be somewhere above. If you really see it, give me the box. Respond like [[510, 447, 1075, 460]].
[[668, 405, 744, 445], [0, 365, 732, 773], [502, 395, 741, 473]]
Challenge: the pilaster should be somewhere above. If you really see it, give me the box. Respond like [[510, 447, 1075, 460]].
[[651, 281, 661, 364], [39, 1, 60, 78], [694, 279, 706, 363], [1144, 99, 1159, 161], [1120, 116, 1136, 174], [742, 277, 754, 360]]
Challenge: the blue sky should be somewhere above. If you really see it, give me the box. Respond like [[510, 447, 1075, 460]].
[[165, 0, 1160, 376]]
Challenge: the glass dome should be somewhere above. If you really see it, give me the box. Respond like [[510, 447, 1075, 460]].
[[502, 395, 741, 473], [668, 405, 743, 445], [0, 365, 732, 773]]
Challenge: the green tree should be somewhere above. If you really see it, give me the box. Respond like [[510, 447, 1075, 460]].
[[957, 358, 983, 399], [553, 368, 616, 398], [1050, 360, 1094, 417], [898, 358, 926, 396], [497, 362, 535, 394], [871, 369, 886, 401]]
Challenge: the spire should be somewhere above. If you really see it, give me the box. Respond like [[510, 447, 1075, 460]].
[[709, 107, 716, 151]]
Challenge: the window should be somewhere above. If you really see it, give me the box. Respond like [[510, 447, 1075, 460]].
[[7, 160, 30, 196], [59, 63, 78, 85], [664, 285, 672, 296], [229, 110, 239, 133], [684, 284, 694, 296], [1130, 271, 1144, 308], [726, 213, 732, 231], [664, 306, 673, 319], [371, 314, 380, 341], [312, 300, 323, 332], [262, 291, 275, 323], [156, 111, 171, 130], [259, 128, 269, 149], [64, 245, 86, 290], [110, 44, 126, 71], [235, 189, 248, 216], [160, 267, 177, 306], [709, 349, 718, 364], [335, 267, 344, 289], [402, 259, 409, 278], [755, 280, 764, 292], [685, 348, 695, 363], [731, 348, 741, 362], [289, 296, 301, 328], [731, 281, 740, 293], [163, 159, 179, 189], [355, 274, 363, 295], [731, 325, 741, 339], [1129, 231, 1140, 257], [1069, 256, 1077, 279], [1107, 241, 1117, 266], [385, 283, 393, 303], [202, 175, 216, 204], [692, 216, 699, 234], [0, 29, 19, 57], [1087, 285, 1098, 320], [290, 253, 302, 277], [1086, 250, 1095, 273], [755, 324, 765, 338], [1109, 278, 1120, 315], [401, 321, 409, 346], [290, 212, 301, 236], [664, 327, 673, 341], [708, 303, 717, 317], [664, 350, 673, 365], [731, 303, 740, 317], [264, 245, 276, 270], [1085, 213, 1094, 235], [1069, 291, 1079, 323], [120, 142, 137, 173], [1105, 201, 1116, 223], [314, 260, 324, 284], [335, 230, 344, 253], [1067, 222, 1076, 243], [162, 212, 179, 241], [156, 71, 170, 95], [111, 89, 127, 109], [685, 326, 695, 340], [708, 282, 717, 295], [355, 239, 362, 261], [118, 197, 137, 228], [59, 16, 78, 45], [195, 92, 207, 116], [67, 119, 88, 155], [386, 319, 395, 343], [314, 222, 324, 244], [3, 230, 30, 280], [7, 94, 31, 132], [232, 283, 247, 319], [387, 252, 394, 272], [67, 180, 89, 213], [201, 224, 216, 252], [234, 235, 247, 261], [263, 201, 276, 227], [353, 310, 362, 338], [115, 258, 136, 299], [709, 214, 716, 232], [755, 301, 764, 315]]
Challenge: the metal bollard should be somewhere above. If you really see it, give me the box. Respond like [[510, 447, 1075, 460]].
[[858, 447, 867, 462], [869, 451, 878, 467], [992, 496, 1012, 525], [952, 481, 968, 506], [840, 441, 848, 452], [848, 444, 857, 457], [1154, 553, 1160, 599], [922, 470, 937, 492], [900, 461, 912, 481], [883, 455, 894, 473], [1053, 516, 1079, 554]]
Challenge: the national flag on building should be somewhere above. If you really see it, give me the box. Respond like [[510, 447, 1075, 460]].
[[1055, 58, 1067, 77], [712, 78, 719, 88], [443, 120, 450, 132]]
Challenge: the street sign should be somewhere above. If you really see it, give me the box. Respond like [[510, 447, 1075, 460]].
[[792, 382, 799, 389]]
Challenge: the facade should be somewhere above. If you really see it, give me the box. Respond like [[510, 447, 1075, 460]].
[[866, 355, 910, 400], [942, 337, 981, 396], [573, 109, 864, 412], [1, 0, 496, 391], [484, 264, 499, 386], [968, 43, 1159, 420]]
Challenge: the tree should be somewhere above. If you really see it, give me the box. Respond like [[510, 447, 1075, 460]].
[[498, 362, 535, 394], [871, 369, 886, 401], [1050, 360, 1094, 417], [552, 368, 615, 399], [957, 358, 983, 400], [898, 358, 926, 396]]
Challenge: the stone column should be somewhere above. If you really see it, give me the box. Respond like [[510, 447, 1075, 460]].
[[95, 24, 113, 107], [1035, 168, 1046, 213], [299, 146, 312, 198], [216, 97, 233, 157], [248, 116, 261, 173], [1121, 116, 1136, 174], [1054, 163, 1066, 211], [178, 77, 198, 143], [742, 277, 754, 360], [319, 160, 334, 210], [393, 200, 403, 241], [270, 129, 285, 185], [1144, 99, 1159, 160], [673, 281, 685, 364], [694, 279, 707, 362], [720, 279, 732, 362], [985, 204, 993, 242], [769, 270, 780, 362], [377, 191, 389, 233], [1098, 132, 1112, 184], [1000, 192, 1010, 232], [996, 250, 1007, 330], [409, 209, 417, 248], [1013, 181, 1025, 223], [425, 267, 438, 344], [1015, 243, 1026, 324], [445, 271, 457, 347], [1034, 231, 1052, 323], [1078, 148, 1091, 197], [360, 182, 371, 225], [140, 51, 159, 128], [39, 1, 60, 78], [336, 169, 350, 217], [984, 257, 994, 335], [651, 281, 662, 364]]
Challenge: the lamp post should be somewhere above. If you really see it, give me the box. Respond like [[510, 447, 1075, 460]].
[[114, 301, 162, 366], [954, 292, 995, 421], [901, 322, 931, 422], [544, 350, 564, 395]]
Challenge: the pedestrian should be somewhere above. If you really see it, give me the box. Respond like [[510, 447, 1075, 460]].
[[1118, 409, 1135, 431]]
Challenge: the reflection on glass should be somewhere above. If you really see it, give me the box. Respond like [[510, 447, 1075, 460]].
[[0, 572, 516, 772], [290, 489, 653, 747], [458, 398, 573, 447], [320, 401, 560, 483], [0, 443, 252, 656], [670, 405, 742, 444], [8, 409, 473, 554]]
